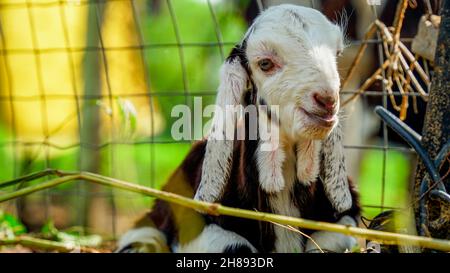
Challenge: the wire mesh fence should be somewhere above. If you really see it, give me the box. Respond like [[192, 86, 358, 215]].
[[0, 0, 438, 239]]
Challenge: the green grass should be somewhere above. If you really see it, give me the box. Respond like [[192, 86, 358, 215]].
[[358, 149, 411, 218]]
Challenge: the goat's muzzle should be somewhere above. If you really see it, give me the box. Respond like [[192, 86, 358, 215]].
[[298, 92, 337, 128], [313, 93, 337, 112], [300, 107, 337, 128]]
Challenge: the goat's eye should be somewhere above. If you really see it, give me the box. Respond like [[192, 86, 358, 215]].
[[258, 59, 275, 72], [336, 50, 343, 56]]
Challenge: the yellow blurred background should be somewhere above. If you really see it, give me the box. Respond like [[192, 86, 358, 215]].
[[0, 0, 163, 154]]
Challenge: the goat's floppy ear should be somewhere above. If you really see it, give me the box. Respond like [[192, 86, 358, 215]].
[[320, 120, 352, 213], [194, 50, 248, 203]]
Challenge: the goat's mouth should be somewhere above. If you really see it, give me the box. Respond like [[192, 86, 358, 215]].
[[298, 107, 337, 128]]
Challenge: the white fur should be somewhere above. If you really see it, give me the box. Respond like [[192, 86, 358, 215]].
[[116, 227, 168, 253], [257, 109, 286, 193], [177, 224, 257, 253], [270, 193, 304, 253], [296, 139, 321, 185], [268, 145, 304, 253], [305, 215, 357, 253], [321, 123, 353, 213]]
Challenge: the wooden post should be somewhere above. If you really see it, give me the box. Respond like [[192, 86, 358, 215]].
[[79, 0, 103, 230]]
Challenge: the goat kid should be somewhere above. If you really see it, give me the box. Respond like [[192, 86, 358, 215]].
[[117, 4, 360, 253]]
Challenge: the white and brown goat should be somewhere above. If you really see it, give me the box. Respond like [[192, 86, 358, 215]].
[[117, 4, 360, 253]]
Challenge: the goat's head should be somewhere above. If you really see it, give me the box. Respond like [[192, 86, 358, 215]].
[[233, 4, 345, 140]]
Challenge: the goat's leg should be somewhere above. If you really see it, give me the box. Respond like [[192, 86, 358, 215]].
[[177, 224, 258, 253], [116, 226, 170, 253], [305, 215, 358, 253]]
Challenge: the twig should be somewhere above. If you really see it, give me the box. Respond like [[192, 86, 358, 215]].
[[0, 235, 101, 253], [341, 23, 377, 89], [341, 58, 390, 107], [1, 170, 450, 252], [398, 41, 431, 84], [0, 168, 67, 189], [393, 0, 409, 40], [397, 53, 428, 99]]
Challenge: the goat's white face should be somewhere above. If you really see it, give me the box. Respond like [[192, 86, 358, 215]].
[[245, 5, 344, 140]]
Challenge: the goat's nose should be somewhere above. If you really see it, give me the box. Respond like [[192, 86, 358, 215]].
[[313, 93, 336, 111]]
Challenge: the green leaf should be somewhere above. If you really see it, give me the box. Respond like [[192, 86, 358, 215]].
[[41, 220, 59, 238], [117, 97, 138, 140], [0, 211, 27, 235]]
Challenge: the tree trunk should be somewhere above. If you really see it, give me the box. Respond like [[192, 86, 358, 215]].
[[413, 0, 450, 240], [79, 0, 103, 231]]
